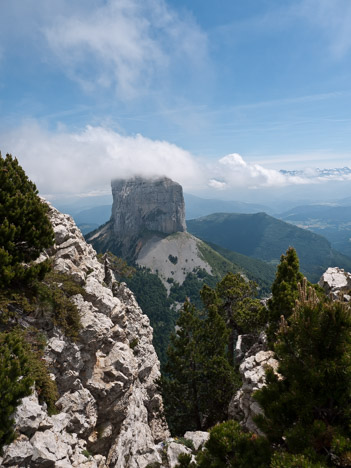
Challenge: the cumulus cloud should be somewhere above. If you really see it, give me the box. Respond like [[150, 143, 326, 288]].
[[44, 0, 207, 98], [0, 123, 205, 195], [1, 123, 350, 197], [209, 153, 310, 190]]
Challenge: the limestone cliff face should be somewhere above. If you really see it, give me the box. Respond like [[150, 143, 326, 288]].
[[1, 204, 169, 468], [109, 177, 186, 257]]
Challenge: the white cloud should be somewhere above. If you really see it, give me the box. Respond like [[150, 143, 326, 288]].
[[0, 122, 205, 195], [209, 153, 310, 190], [208, 179, 227, 190], [43, 0, 207, 98], [1, 123, 350, 197]]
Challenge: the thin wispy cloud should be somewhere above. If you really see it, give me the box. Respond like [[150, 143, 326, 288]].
[[298, 0, 351, 59], [44, 0, 208, 99]]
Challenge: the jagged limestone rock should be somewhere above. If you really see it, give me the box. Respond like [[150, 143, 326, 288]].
[[183, 431, 209, 451], [319, 266, 351, 300], [2, 202, 169, 467], [229, 333, 279, 434], [166, 441, 193, 468]]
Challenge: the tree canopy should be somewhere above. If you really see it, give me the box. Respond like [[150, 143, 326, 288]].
[[0, 153, 54, 287], [161, 298, 237, 435]]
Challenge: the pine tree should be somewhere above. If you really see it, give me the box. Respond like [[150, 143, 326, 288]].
[[267, 247, 303, 339], [254, 280, 351, 466], [195, 420, 271, 468], [161, 298, 236, 435], [0, 153, 54, 288], [201, 273, 266, 365], [0, 331, 33, 453]]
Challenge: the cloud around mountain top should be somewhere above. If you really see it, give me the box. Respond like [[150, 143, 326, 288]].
[[1, 122, 350, 197]]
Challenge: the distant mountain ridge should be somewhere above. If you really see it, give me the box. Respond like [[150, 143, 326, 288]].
[[184, 193, 271, 219], [280, 166, 351, 179], [187, 212, 351, 283]]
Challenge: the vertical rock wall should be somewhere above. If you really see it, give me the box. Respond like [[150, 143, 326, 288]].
[[110, 177, 186, 257], [1, 204, 169, 468]]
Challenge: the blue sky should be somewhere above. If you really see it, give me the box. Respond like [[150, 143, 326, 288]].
[[1, 0, 351, 198]]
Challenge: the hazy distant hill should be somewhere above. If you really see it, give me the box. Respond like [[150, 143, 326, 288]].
[[187, 212, 351, 283], [72, 205, 112, 234], [184, 193, 271, 219], [278, 204, 351, 256]]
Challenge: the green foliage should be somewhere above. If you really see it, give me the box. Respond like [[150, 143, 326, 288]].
[[270, 451, 327, 467], [187, 212, 351, 283], [169, 269, 218, 309], [0, 153, 54, 288], [195, 420, 271, 468], [201, 272, 267, 364], [176, 437, 195, 451], [24, 328, 58, 414], [176, 453, 196, 467], [254, 280, 351, 465], [161, 299, 237, 435], [124, 268, 175, 366], [169, 254, 178, 265], [98, 251, 135, 280], [197, 242, 237, 278], [82, 449, 92, 458], [0, 330, 33, 453], [205, 242, 276, 296], [268, 247, 303, 324], [33, 271, 82, 339], [0, 271, 82, 339]]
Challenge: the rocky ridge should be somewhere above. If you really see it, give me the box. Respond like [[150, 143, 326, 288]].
[[1, 203, 169, 467]]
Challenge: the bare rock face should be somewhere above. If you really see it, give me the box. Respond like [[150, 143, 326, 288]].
[[1, 203, 169, 468], [110, 177, 186, 257], [319, 267, 351, 300], [228, 333, 279, 434]]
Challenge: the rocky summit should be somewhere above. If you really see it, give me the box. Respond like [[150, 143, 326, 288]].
[[1, 203, 169, 468], [88, 177, 186, 259], [111, 177, 186, 239]]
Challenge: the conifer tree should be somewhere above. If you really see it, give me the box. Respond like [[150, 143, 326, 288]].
[[267, 247, 303, 338], [161, 297, 236, 435], [0, 331, 33, 453], [254, 280, 351, 466], [201, 273, 266, 365], [0, 153, 54, 287]]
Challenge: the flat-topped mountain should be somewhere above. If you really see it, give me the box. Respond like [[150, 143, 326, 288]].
[[89, 177, 186, 258], [111, 177, 186, 236]]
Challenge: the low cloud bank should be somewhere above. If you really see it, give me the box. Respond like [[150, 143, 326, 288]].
[[1, 123, 349, 196]]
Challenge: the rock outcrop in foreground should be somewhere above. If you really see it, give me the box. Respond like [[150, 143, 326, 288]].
[[319, 266, 351, 300], [1, 204, 169, 467]]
